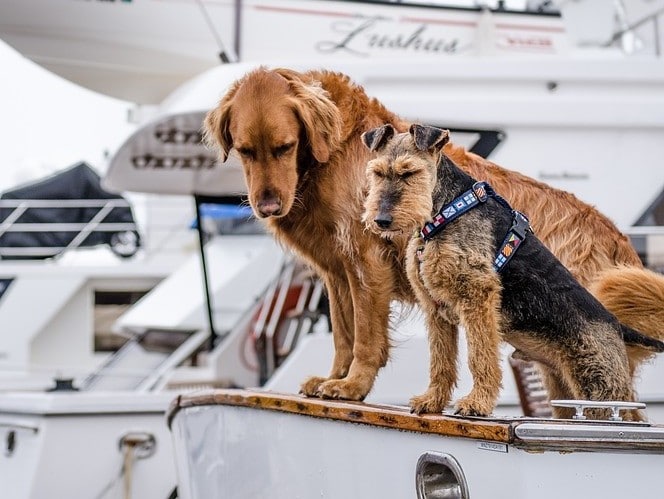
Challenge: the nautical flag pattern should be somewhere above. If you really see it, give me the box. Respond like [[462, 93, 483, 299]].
[[418, 179, 532, 273], [420, 181, 490, 239], [493, 211, 531, 272]]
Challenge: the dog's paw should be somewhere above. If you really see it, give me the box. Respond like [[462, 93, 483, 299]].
[[299, 376, 328, 397], [317, 378, 368, 401], [409, 390, 447, 415], [453, 395, 494, 417]]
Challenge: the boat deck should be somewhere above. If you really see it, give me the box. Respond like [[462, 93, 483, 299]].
[[168, 388, 664, 453]]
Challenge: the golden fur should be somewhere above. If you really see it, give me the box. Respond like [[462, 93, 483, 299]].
[[205, 68, 409, 400], [204, 67, 664, 403]]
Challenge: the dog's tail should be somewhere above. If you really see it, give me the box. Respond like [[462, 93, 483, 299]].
[[590, 266, 664, 373], [621, 325, 664, 353]]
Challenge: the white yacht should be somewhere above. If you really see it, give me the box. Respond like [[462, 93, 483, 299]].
[[0, 1, 663, 498]]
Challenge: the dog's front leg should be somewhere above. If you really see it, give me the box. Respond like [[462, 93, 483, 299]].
[[410, 312, 459, 414], [316, 269, 391, 401], [300, 273, 355, 396], [454, 294, 503, 417]]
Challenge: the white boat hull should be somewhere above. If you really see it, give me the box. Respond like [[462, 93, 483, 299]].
[[169, 390, 664, 499], [0, 392, 176, 499], [0, 0, 570, 104]]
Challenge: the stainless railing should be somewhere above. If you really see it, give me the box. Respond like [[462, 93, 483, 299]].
[[252, 257, 326, 383], [609, 4, 664, 56], [0, 199, 139, 258]]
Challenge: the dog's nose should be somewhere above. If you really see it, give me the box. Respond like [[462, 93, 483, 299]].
[[374, 214, 393, 229], [257, 197, 282, 217]]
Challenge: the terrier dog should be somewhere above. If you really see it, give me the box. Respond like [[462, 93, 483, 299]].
[[362, 123, 664, 418]]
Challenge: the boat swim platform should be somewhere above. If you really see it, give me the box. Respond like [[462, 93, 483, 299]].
[[168, 388, 664, 454]]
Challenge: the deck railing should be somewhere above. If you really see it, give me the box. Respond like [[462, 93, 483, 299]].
[[609, 5, 664, 56], [0, 198, 139, 258]]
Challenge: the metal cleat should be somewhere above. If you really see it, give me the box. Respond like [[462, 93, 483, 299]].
[[550, 400, 646, 421]]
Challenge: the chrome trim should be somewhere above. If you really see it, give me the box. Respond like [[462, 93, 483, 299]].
[[118, 431, 157, 460], [0, 422, 39, 433], [515, 423, 664, 444], [416, 452, 470, 499]]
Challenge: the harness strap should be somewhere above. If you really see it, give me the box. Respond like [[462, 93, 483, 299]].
[[420, 181, 490, 239], [418, 181, 532, 273], [493, 210, 531, 272]]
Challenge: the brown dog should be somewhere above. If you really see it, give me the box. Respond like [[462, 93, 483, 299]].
[[204, 66, 664, 403], [362, 123, 662, 418]]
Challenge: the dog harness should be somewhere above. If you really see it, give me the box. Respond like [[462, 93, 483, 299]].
[[418, 181, 532, 272]]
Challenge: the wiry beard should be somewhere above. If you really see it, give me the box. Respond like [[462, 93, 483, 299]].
[[376, 228, 403, 240], [364, 222, 406, 240]]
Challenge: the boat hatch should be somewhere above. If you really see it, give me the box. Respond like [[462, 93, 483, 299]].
[[416, 452, 469, 499]]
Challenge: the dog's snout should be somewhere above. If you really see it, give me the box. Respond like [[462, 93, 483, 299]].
[[374, 214, 393, 229], [257, 192, 282, 217]]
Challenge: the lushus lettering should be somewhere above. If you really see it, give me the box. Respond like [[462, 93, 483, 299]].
[[316, 17, 462, 57]]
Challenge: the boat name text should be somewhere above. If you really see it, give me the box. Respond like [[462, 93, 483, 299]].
[[316, 18, 468, 57]]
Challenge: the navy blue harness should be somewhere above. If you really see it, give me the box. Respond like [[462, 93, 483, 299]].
[[419, 181, 532, 272]]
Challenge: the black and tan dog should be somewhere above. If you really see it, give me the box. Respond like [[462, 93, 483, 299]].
[[362, 123, 664, 419]]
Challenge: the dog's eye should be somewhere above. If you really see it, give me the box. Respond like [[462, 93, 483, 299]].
[[237, 147, 256, 160], [273, 143, 294, 158], [401, 171, 415, 180], [372, 170, 386, 179]]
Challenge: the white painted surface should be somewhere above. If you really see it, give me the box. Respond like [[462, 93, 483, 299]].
[[0, 263, 167, 383], [115, 235, 284, 334], [0, 392, 176, 499], [0, 0, 572, 104], [170, 401, 664, 499]]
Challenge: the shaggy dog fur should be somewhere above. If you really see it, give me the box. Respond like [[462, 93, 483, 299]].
[[204, 67, 664, 404], [361, 123, 664, 419]]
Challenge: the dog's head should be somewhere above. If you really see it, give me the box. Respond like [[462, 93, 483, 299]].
[[361, 124, 449, 238], [203, 68, 342, 219]]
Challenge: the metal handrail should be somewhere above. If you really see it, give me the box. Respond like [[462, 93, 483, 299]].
[[606, 5, 664, 56], [624, 226, 664, 236], [279, 279, 325, 359], [264, 260, 296, 378], [251, 257, 326, 382], [0, 198, 139, 257], [0, 199, 133, 208], [0, 223, 137, 232]]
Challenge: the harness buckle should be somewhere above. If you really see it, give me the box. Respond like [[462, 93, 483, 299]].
[[511, 210, 532, 239]]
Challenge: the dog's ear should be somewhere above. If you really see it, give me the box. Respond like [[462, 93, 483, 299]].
[[409, 124, 450, 152], [202, 80, 242, 163], [361, 124, 395, 152], [279, 70, 342, 164]]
